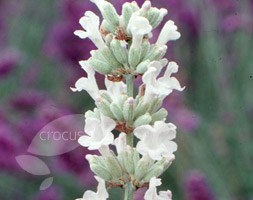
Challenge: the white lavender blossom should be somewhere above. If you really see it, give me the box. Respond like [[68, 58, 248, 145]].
[[144, 177, 172, 200], [72, 0, 183, 199]]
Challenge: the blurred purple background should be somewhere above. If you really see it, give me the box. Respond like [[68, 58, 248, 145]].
[[0, 0, 253, 199]]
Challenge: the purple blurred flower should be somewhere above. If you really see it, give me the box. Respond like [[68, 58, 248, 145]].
[[16, 103, 71, 145], [10, 90, 45, 111], [221, 14, 247, 33], [44, 0, 95, 66], [33, 186, 63, 200], [55, 147, 95, 187], [209, 0, 236, 13], [172, 108, 200, 132], [134, 188, 146, 200], [0, 119, 20, 171], [163, 93, 200, 132], [0, 50, 20, 77], [185, 171, 216, 200], [16, 117, 48, 146], [179, 8, 201, 38]]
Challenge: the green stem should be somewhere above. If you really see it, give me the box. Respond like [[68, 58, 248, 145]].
[[124, 182, 135, 200], [124, 74, 135, 200], [125, 74, 134, 147]]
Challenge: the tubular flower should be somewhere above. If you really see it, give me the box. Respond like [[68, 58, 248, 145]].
[[127, 13, 152, 49], [82, 176, 109, 200], [78, 114, 116, 150], [143, 61, 184, 103], [74, 11, 106, 49], [156, 20, 181, 46], [144, 177, 172, 200], [134, 121, 177, 161], [70, 61, 100, 100]]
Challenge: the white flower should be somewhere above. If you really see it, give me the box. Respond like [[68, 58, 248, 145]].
[[114, 132, 127, 154], [70, 61, 100, 100], [82, 176, 109, 200], [140, 1, 151, 13], [156, 20, 181, 46], [127, 13, 152, 49], [78, 114, 116, 150], [104, 78, 127, 103], [144, 177, 172, 200], [142, 61, 184, 103], [134, 121, 177, 160], [74, 11, 106, 49], [90, 0, 105, 12]]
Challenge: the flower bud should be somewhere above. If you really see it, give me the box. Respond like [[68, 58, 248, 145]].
[[140, 40, 151, 60], [104, 33, 114, 45], [141, 165, 164, 183], [123, 97, 135, 124], [133, 113, 152, 127], [148, 45, 168, 61], [88, 58, 112, 74], [86, 155, 112, 181], [122, 2, 134, 28], [159, 58, 168, 67], [96, 97, 115, 119], [134, 98, 149, 118], [121, 147, 135, 175], [148, 98, 162, 114], [110, 39, 128, 64], [147, 7, 168, 28], [102, 2, 119, 26], [110, 102, 124, 121], [140, 1, 151, 13], [105, 156, 124, 180], [128, 45, 142, 70], [100, 92, 112, 103], [134, 156, 154, 181], [100, 47, 122, 70], [151, 108, 168, 123], [101, 20, 117, 33], [132, 149, 140, 170], [136, 60, 150, 74]]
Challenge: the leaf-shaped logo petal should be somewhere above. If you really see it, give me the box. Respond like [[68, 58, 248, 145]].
[[27, 114, 85, 156], [40, 177, 54, 190], [15, 155, 50, 175]]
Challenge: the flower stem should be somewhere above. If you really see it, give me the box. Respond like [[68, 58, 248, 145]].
[[125, 74, 134, 147], [125, 74, 135, 200], [124, 182, 135, 200]]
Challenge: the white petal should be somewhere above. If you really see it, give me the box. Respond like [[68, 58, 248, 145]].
[[100, 114, 116, 132], [90, 0, 105, 12], [158, 191, 172, 200], [156, 20, 181, 46], [134, 125, 152, 140], [82, 176, 108, 200], [79, 61, 95, 75], [114, 133, 127, 154], [128, 14, 152, 48], [85, 117, 100, 134], [74, 30, 89, 39], [164, 62, 179, 77], [78, 135, 92, 147], [70, 77, 89, 92], [95, 176, 109, 199]]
